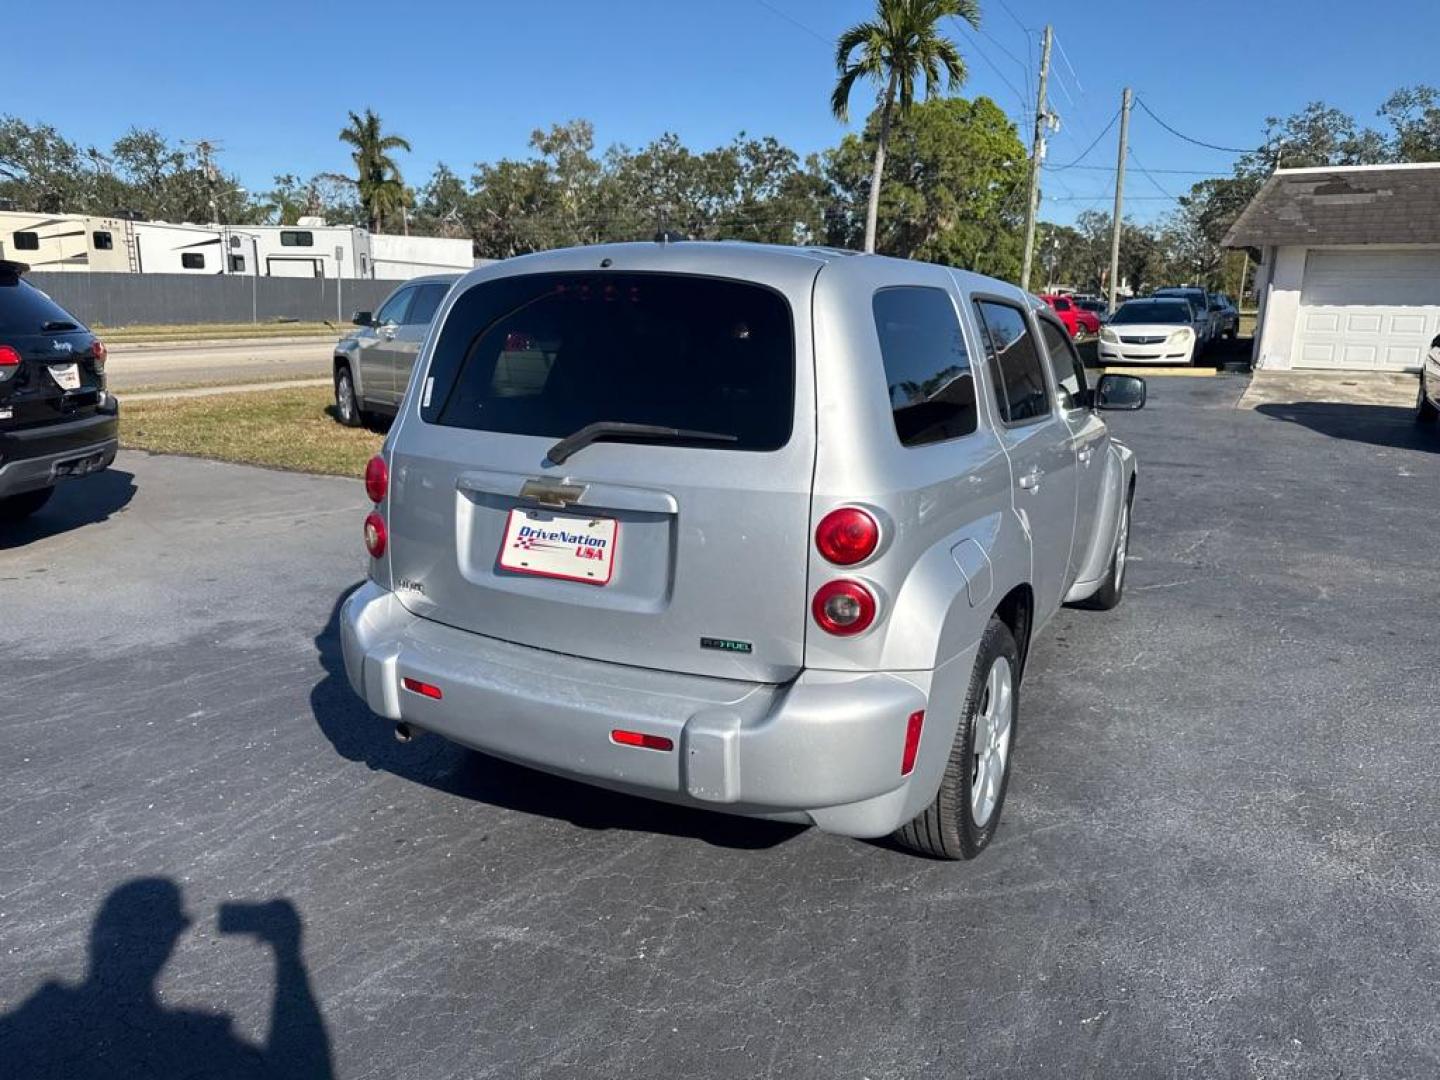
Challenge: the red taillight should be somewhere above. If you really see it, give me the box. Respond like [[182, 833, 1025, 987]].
[[364, 455, 388, 503], [90, 339, 107, 370], [811, 579, 877, 636], [815, 507, 879, 565], [0, 345, 19, 371], [901, 710, 925, 776], [611, 729, 674, 752], [402, 677, 442, 700], [363, 511, 387, 558]]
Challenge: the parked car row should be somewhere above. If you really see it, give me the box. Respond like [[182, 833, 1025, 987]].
[[1038, 293, 1100, 338], [1099, 287, 1239, 366]]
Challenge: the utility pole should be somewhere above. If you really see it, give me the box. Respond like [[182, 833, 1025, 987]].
[[1019, 24, 1054, 293], [1107, 88, 1132, 313]]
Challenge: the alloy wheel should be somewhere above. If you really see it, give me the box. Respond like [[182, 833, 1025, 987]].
[[970, 656, 1015, 827], [337, 373, 356, 424]]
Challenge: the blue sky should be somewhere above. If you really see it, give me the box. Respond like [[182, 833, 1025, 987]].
[[10, 0, 1440, 226]]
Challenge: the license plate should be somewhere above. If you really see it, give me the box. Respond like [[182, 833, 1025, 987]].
[[49, 363, 81, 390], [498, 508, 617, 585]]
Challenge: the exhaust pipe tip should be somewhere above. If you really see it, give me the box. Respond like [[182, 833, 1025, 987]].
[[394, 721, 417, 744]]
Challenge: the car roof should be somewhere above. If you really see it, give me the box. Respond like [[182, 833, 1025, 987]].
[[402, 273, 463, 286], [448, 241, 1038, 315]]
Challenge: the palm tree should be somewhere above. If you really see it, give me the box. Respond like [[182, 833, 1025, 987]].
[[339, 108, 412, 233], [831, 0, 978, 253]]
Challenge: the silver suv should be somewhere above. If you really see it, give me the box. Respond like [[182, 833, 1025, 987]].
[[340, 243, 1142, 859], [333, 274, 459, 427]]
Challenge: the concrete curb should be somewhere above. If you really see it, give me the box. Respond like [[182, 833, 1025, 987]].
[[108, 335, 342, 352], [120, 378, 332, 402]]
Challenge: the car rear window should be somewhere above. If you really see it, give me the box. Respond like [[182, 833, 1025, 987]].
[[0, 276, 86, 334], [422, 272, 794, 451]]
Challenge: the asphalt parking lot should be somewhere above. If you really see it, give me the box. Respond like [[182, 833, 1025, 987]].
[[3, 373, 1439, 1078]]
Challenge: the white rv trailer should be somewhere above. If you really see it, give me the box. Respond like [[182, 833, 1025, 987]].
[[130, 220, 232, 274], [369, 233, 475, 278], [243, 219, 372, 279], [0, 211, 133, 272]]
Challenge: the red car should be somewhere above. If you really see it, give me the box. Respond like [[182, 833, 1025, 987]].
[[1039, 294, 1101, 337]]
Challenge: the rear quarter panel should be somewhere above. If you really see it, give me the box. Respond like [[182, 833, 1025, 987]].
[[806, 257, 1032, 677]]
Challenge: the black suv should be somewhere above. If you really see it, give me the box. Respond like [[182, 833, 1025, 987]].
[[0, 261, 119, 522]]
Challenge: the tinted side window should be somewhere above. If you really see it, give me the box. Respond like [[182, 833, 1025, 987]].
[[974, 300, 1052, 424], [280, 230, 314, 247], [13, 231, 39, 251], [93, 231, 114, 250], [872, 286, 976, 446], [375, 287, 414, 326], [229, 254, 246, 272], [1039, 320, 1087, 409], [405, 283, 448, 326], [181, 252, 205, 269]]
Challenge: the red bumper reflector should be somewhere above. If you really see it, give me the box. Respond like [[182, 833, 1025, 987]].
[[402, 677, 442, 700], [611, 729, 674, 752], [901, 710, 925, 776]]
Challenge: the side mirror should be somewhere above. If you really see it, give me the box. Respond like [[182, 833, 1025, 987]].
[[1096, 373, 1146, 411], [352, 310, 374, 327]]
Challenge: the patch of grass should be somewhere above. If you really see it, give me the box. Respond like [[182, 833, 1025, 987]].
[[1239, 312, 1257, 337], [121, 385, 381, 478], [97, 321, 341, 343]]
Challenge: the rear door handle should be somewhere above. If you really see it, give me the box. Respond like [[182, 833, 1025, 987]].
[[1018, 467, 1043, 491]]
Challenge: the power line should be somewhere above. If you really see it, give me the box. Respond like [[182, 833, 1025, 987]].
[[1043, 163, 1231, 176], [1046, 195, 1176, 202], [1045, 107, 1120, 170], [1053, 35, 1084, 94], [1127, 147, 1183, 203], [1134, 97, 1255, 155], [994, 0, 1032, 36], [951, 17, 1031, 120], [751, 0, 830, 44], [973, 22, 1030, 75]]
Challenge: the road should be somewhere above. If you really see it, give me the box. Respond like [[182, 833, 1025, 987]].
[[3, 376, 1440, 1077], [105, 336, 339, 391]]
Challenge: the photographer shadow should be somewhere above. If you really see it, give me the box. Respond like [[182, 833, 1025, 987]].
[[311, 586, 802, 851], [0, 878, 332, 1080]]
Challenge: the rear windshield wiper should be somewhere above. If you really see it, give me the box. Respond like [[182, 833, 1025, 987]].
[[546, 421, 738, 465], [41, 320, 79, 332]]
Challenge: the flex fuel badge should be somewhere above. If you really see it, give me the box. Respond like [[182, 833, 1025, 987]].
[[700, 637, 753, 654]]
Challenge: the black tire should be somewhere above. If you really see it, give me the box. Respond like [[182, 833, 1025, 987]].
[[894, 616, 1021, 860], [0, 486, 55, 523], [334, 363, 362, 428], [1417, 377, 1438, 424], [1079, 488, 1132, 611]]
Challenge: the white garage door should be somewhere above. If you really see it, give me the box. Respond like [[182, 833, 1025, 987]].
[[1292, 249, 1440, 370]]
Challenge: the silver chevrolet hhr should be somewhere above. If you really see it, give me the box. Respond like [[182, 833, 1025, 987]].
[[341, 241, 1143, 859]]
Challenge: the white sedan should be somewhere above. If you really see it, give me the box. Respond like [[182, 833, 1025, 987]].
[[1098, 299, 1199, 365]]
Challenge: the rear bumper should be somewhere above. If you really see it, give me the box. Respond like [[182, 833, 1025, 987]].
[[340, 581, 949, 838], [0, 405, 118, 498]]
